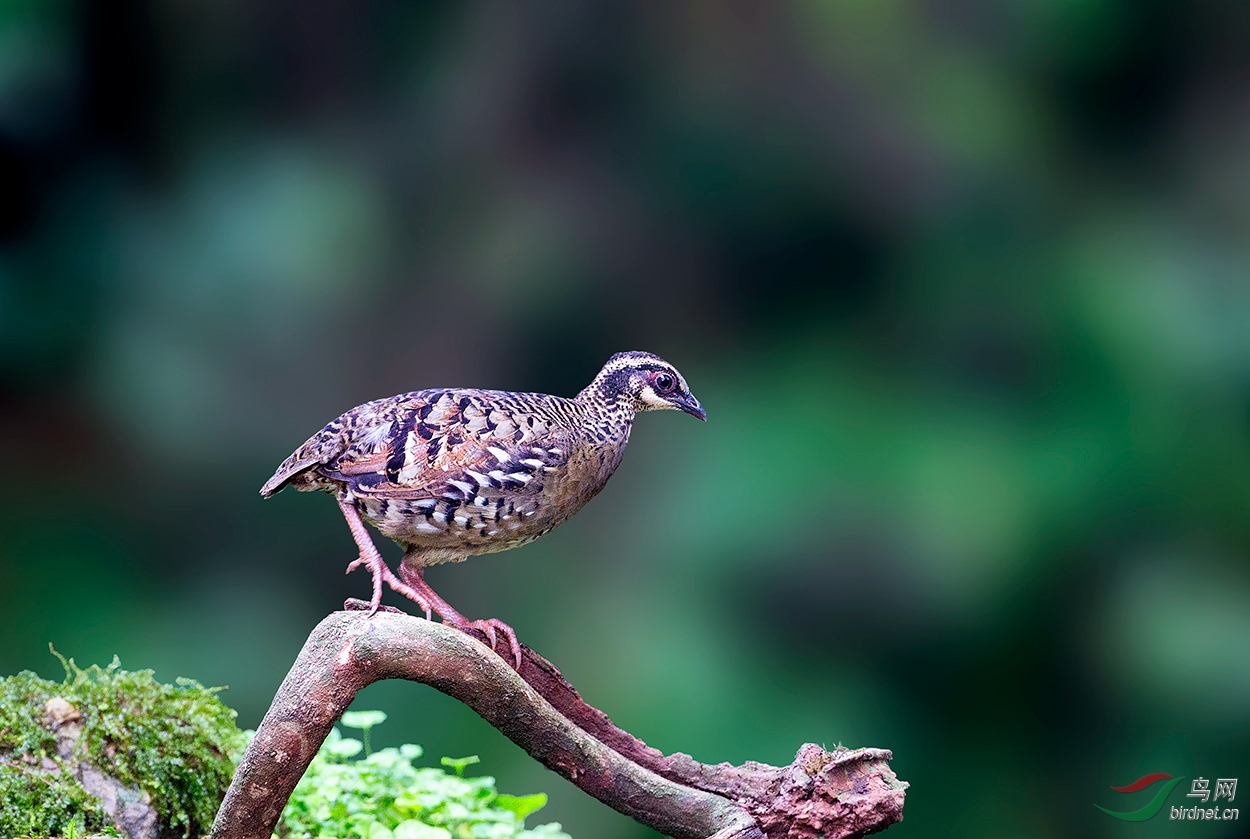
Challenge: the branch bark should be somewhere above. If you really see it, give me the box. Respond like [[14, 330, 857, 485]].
[[208, 609, 906, 839]]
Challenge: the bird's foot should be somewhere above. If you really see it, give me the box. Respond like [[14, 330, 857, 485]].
[[443, 616, 523, 671], [344, 552, 386, 616], [343, 597, 404, 614], [378, 564, 435, 621], [389, 560, 522, 670]]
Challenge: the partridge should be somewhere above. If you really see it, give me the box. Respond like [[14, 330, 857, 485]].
[[261, 351, 705, 666]]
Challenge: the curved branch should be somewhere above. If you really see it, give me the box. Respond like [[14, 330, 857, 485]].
[[208, 609, 906, 839]]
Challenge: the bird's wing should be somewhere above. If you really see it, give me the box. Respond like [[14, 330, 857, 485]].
[[325, 390, 573, 503], [260, 394, 401, 497]]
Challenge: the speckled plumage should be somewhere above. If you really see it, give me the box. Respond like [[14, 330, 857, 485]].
[[262, 351, 704, 666]]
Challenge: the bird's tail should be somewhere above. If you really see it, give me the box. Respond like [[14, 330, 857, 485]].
[[260, 454, 324, 497]]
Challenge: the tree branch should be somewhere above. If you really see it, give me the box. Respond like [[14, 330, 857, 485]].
[[208, 609, 906, 839]]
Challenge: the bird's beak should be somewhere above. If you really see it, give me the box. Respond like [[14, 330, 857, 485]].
[[676, 393, 707, 421]]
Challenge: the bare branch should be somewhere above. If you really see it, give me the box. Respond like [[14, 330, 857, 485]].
[[209, 610, 905, 839]]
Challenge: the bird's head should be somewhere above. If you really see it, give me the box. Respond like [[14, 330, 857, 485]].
[[583, 351, 706, 420]]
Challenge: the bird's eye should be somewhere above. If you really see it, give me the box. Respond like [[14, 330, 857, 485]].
[[654, 372, 676, 393]]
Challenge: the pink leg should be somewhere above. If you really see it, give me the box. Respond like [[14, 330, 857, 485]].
[[394, 558, 523, 670], [336, 496, 435, 619]]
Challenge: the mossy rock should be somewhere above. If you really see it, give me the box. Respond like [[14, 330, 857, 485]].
[[0, 650, 247, 839]]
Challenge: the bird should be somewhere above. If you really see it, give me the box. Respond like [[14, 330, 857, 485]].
[[260, 351, 705, 667]]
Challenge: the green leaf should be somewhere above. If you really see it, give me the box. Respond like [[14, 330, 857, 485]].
[[342, 709, 388, 730], [326, 736, 364, 758], [494, 794, 548, 820], [440, 755, 480, 777]]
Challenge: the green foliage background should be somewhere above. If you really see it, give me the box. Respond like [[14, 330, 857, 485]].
[[1, 2, 1247, 838], [279, 712, 568, 839]]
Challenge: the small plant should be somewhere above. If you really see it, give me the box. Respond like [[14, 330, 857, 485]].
[[277, 711, 570, 839], [341, 710, 387, 756]]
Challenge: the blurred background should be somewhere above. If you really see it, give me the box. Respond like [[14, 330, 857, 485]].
[[2, 1, 1248, 837]]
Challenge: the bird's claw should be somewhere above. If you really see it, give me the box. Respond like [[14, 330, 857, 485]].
[[342, 553, 384, 615], [456, 618, 522, 671], [343, 598, 404, 614]]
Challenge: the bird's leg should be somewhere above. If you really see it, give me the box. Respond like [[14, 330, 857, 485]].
[[333, 495, 441, 619], [372, 559, 434, 621], [393, 557, 523, 670]]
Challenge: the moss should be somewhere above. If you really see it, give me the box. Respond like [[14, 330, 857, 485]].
[[0, 649, 248, 839], [0, 671, 112, 838], [0, 756, 115, 839]]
